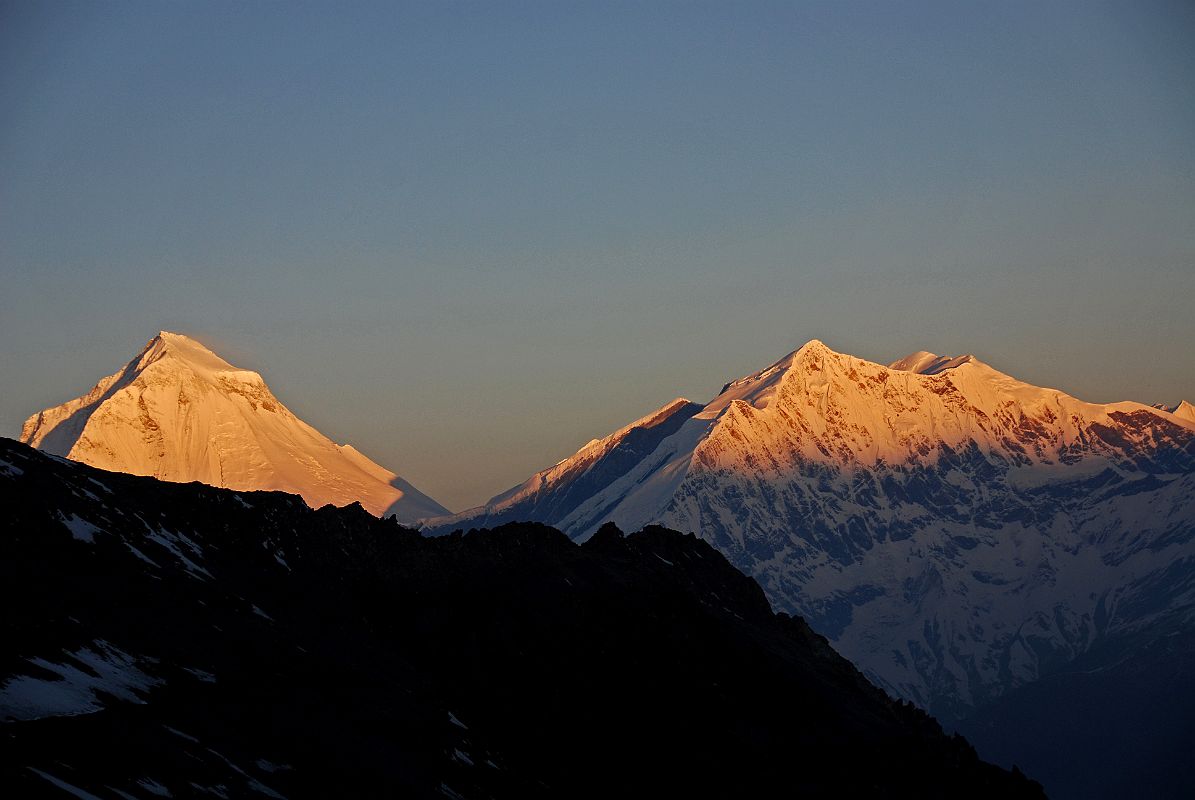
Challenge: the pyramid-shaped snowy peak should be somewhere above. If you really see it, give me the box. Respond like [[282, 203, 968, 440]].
[[21, 332, 448, 522]]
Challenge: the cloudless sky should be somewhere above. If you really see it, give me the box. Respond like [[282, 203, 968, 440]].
[[2, 1, 1193, 511]]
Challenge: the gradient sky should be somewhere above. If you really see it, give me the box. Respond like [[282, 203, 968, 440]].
[[2, 1, 1193, 512]]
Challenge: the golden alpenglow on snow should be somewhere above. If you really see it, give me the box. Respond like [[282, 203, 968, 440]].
[[20, 332, 447, 522]]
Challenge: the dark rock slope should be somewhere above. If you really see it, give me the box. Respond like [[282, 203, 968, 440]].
[[0, 439, 1042, 799]]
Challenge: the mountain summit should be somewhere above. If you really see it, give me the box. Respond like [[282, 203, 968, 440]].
[[1154, 399, 1195, 425], [888, 349, 978, 374], [20, 332, 447, 522]]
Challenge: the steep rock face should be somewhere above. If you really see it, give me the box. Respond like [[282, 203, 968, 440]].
[[0, 439, 1042, 799], [20, 332, 447, 523], [429, 340, 1195, 721]]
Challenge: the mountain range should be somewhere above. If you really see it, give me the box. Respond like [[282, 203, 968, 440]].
[[428, 339, 1195, 719], [13, 331, 1195, 798]]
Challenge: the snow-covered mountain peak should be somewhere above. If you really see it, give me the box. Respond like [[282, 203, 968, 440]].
[[889, 350, 978, 375], [20, 332, 447, 522], [152, 329, 218, 352], [1169, 400, 1195, 425], [793, 337, 831, 357], [428, 339, 1195, 720], [1152, 399, 1195, 427], [136, 331, 263, 386], [706, 339, 846, 416], [889, 350, 939, 372]]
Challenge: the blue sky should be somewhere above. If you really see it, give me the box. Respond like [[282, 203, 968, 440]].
[[2, 1, 1193, 510]]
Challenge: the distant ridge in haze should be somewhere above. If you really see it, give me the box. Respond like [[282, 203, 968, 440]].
[[20, 332, 447, 523]]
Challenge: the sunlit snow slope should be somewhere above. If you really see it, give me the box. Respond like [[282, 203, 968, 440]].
[[1154, 399, 1195, 425], [21, 332, 447, 522], [429, 339, 1195, 719]]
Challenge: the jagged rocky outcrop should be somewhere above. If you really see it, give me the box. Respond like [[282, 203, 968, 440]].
[[0, 438, 1042, 799], [20, 331, 447, 522]]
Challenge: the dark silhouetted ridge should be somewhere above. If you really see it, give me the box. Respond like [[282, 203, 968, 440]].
[[0, 438, 1043, 799]]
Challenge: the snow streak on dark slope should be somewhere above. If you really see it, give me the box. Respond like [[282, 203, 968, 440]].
[[428, 340, 1195, 727], [0, 439, 1042, 800]]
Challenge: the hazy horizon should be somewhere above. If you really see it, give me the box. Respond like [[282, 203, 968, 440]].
[[3, 1, 1194, 510]]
